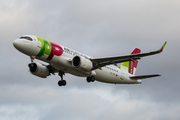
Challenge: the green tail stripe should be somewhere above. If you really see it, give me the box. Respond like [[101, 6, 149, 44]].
[[121, 61, 129, 68]]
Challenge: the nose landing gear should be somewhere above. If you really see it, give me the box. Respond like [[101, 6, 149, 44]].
[[29, 56, 67, 87], [28, 56, 35, 67], [28, 56, 36, 69]]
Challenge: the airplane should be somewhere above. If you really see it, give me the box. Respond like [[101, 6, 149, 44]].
[[13, 35, 167, 87]]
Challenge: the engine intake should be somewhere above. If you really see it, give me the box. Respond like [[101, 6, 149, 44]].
[[29, 63, 49, 78], [72, 56, 93, 71]]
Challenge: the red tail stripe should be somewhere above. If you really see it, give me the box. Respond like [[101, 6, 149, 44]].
[[131, 48, 141, 55], [129, 48, 141, 74]]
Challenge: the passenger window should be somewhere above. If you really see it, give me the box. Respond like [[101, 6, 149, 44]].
[[20, 36, 33, 41]]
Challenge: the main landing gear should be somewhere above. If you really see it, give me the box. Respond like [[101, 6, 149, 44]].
[[58, 71, 66, 86], [87, 76, 95, 83]]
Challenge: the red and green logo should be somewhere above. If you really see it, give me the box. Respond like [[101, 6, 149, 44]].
[[36, 37, 63, 61]]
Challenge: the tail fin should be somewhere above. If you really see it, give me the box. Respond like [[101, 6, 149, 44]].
[[118, 48, 141, 75]]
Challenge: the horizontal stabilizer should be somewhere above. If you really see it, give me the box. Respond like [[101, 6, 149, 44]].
[[130, 74, 161, 80]]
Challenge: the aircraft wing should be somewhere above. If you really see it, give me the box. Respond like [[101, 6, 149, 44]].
[[46, 65, 60, 74], [91, 42, 167, 70]]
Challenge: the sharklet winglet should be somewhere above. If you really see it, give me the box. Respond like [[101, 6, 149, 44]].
[[160, 41, 167, 52]]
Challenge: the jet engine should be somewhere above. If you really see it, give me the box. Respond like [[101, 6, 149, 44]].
[[72, 56, 93, 71], [28, 63, 50, 78]]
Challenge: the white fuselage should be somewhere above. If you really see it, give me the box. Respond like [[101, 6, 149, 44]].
[[13, 35, 141, 84]]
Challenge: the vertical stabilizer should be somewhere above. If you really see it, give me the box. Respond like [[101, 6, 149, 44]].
[[119, 48, 141, 75]]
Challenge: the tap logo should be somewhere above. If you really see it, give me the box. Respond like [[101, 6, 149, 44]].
[[36, 37, 63, 61]]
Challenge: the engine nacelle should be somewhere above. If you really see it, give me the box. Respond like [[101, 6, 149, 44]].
[[72, 56, 93, 71], [29, 63, 49, 78]]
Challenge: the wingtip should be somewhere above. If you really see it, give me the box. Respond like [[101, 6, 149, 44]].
[[160, 41, 167, 52]]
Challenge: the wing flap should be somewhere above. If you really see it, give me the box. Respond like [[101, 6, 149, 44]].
[[130, 74, 161, 80]]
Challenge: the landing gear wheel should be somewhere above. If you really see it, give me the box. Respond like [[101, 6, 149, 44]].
[[58, 80, 67, 86], [91, 76, 95, 82], [62, 80, 66, 86], [28, 63, 34, 67], [87, 76, 95, 83], [58, 71, 67, 87], [87, 77, 91, 83], [58, 80, 62, 86]]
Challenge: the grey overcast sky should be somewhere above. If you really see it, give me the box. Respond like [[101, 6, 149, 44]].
[[0, 0, 180, 120]]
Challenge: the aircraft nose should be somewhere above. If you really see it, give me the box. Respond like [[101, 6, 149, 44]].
[[13, 39, 21, 49]]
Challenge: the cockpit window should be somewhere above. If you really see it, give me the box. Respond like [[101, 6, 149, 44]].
[[20, 36, 33, 41]]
